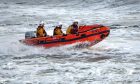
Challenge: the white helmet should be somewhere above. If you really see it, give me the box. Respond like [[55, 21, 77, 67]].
[[73, 19, 79, 22], [39, 21, 45, 26], [56, 22, 62, 27]]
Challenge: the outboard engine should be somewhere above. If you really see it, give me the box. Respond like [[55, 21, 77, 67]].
[[25, 31, 36, 39]]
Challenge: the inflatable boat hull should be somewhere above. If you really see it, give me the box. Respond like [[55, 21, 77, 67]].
[[20, 24, 110, 48]]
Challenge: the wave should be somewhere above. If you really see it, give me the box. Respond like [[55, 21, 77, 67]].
[[1, 0, 140, 7]]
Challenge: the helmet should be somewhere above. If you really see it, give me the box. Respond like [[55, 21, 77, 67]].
[[73, 21, 78, 25], [39, 21, 45, 26], [73, 19, 79, 24], [73, 21, 78, 24], [56, 22, 62, 27]]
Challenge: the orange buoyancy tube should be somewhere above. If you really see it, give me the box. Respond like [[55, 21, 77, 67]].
[[21, 24, 110, 48]]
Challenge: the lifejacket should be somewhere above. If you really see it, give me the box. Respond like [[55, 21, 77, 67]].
[[66, 26, 73, 34], [72, 25, 78, 34], [53, 27, 63, 35], [36, 26, 47, 37], [66, 25, 78, 34]]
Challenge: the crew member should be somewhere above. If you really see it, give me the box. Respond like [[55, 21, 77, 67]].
[[66, 21, 79, 34], [53, 23, 64, 35], [36, 21, 47, 37]]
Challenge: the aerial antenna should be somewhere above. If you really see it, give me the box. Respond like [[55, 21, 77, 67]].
[[25, 15, 30, 31]]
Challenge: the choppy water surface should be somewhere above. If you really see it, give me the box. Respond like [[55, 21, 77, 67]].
[[0, 0, 140, 84]]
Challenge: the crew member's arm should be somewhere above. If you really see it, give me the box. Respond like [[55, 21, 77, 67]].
[[43, 28, 47, 36]]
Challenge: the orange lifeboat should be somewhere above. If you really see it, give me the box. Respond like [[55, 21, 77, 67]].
[[20, 24, 110, 48]]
